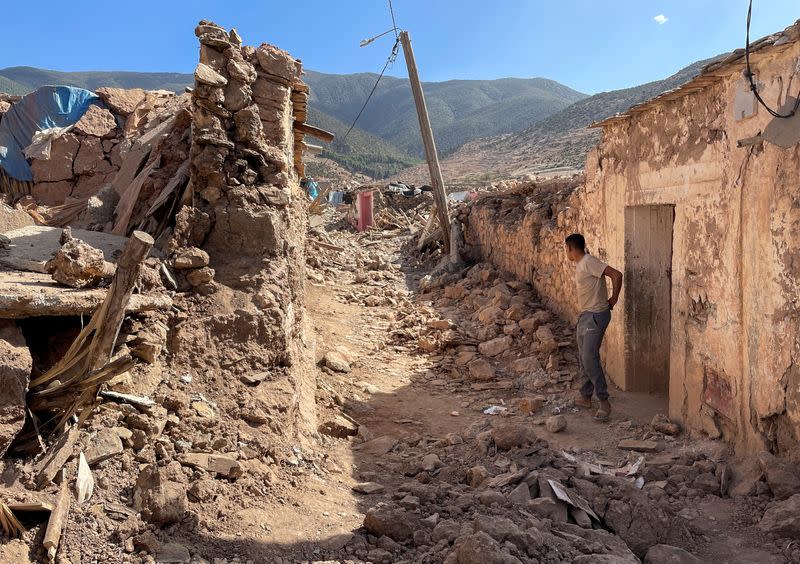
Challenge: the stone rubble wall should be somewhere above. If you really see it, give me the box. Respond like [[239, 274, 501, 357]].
[[462, 37, 800, 455]]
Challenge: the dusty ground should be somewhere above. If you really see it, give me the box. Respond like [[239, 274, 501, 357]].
[[1, 215, 797, 563]]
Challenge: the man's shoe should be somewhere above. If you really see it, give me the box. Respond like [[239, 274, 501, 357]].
[[594, 400, 611, 422], [574, 395, 593, 409]]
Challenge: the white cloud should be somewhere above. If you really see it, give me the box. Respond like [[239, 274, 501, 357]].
[[654, 14, 669, 25]]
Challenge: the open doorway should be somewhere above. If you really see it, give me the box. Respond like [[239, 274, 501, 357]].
[[624, 205, 674, 393]]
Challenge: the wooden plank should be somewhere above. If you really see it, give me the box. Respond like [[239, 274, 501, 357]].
[[293, 121, 335, 143], [86, 231, 154, 371], [112, 156, 160, 236]]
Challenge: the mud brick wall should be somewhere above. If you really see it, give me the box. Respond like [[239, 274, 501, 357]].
[[166, 21, 314, 435], [464, 34, 800, 455]]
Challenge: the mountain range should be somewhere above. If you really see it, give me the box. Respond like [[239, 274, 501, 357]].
[[0, 56, 720, 181]]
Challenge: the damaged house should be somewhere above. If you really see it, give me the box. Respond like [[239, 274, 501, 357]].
[[462, 20, 800, 454]]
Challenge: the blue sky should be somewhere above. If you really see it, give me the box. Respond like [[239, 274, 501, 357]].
[[1, 1, 797, 94]]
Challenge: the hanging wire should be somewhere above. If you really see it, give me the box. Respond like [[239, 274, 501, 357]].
[[341, 0, 402, 143], [388, 0, 399, 39], [744, 0, 800, 118]]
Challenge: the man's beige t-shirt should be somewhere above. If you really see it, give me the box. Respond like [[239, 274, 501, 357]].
[[575, 253, 609, 313]]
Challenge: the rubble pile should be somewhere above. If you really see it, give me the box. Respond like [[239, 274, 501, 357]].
[[307, 225, 800, 563], [0, 20, 321, 563]]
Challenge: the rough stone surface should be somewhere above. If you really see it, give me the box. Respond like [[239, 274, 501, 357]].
[[133, 463, 188, 525], [45, 237, 109, 288], [757, 450, 800, 500], [545, 415, 567, 433], [85, 428, 124, 465], [0, 203, 34, 234], [644, 544, 703, 564], [30, 133, 80, 183], [323, 350, 351, 373], [468, 358, 495, 381], [96, 87, 148, 116], [757, 494, 800, 538], [363, 503, 419, 541], [0, 322, 30, 457], [73, 105, 117, 138], [478, 336, 512, 357], [173, 247, 210, 269]]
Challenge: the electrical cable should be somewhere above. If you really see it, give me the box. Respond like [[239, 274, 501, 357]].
[[341, 0, 401, 144], [745, 0, 800, 118], [388, 0, 399, 39]]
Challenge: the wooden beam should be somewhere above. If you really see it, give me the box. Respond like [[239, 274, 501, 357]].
[[86, 231, 154, 371], [399, 30, 451, 252], [293, 122, 335, 143]]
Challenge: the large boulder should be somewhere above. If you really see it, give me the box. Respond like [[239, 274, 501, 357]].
[[757, 451, 800, 500], [757, 494, 800, 538]]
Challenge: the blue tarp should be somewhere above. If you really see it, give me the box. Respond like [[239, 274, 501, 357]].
[[0, 85, 100, 181]]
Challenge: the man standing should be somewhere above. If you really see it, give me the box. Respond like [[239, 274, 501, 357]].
[[565, 233, 623, 422]]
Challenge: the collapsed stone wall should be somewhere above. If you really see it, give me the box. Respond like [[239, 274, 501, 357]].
[[166, 20, 314, 438], [462, 34, 800, 455]]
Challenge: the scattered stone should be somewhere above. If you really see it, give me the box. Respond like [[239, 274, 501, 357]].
[[492, 424, 536, 450], [478, 336, 512, 357], [178, 453, 242, 479], [644, 544, 703, 563], [360, 436, 398, 456], [186, 266, 215, 286], [318, 415, 358, 438], [618, 439, 660, 452], [467, 465, 490, 487], [526, 497, 568, 522], [322, 350, 351, 373], [363, 503, 419, 541], [172, 247, 209, 271], [651, 414, 681, 436], [455, 531, 523, 564], [156, 542, 191, 563], [73, 105, 117, 138], [421, 453, 444, 472], [507, 482, 531, 504], [757, 494, 800, 537], [133, 464, 187, 525], [240, 371, 269, 385], [545, 415, 567, 433], [45, 237, 110, 288], [96, 87, 147, 116], [85, 428, 124, 465], [468, 359, 495, 381], [352, 482, 385, 494], [757, 450, 800, 500]]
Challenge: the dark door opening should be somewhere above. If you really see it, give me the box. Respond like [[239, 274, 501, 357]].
[[624, 205, 674, 393]]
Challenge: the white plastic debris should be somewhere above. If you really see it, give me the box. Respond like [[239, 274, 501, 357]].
[[483, 405, 508, 415]]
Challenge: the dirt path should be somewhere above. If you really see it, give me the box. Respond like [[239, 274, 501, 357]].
[[285, 227, 791, 563]]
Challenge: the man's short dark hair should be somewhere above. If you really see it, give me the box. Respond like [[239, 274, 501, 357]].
[[565, 233, 586, 251]]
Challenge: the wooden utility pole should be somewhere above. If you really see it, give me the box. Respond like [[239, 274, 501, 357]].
[[399, 30, 451, 252]]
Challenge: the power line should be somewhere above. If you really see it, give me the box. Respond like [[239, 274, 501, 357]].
[[744, 0, 799, 119], [341, 0, 402, 143], [388, 0, 399, 39], [341, 39, 399, 144]]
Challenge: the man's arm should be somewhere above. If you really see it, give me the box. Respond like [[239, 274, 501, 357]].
[[603, 265, 623, 309]]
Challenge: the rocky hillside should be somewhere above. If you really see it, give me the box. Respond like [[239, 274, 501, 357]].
[[304, 70, 587, 159], [394, 56, 725, 184]]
